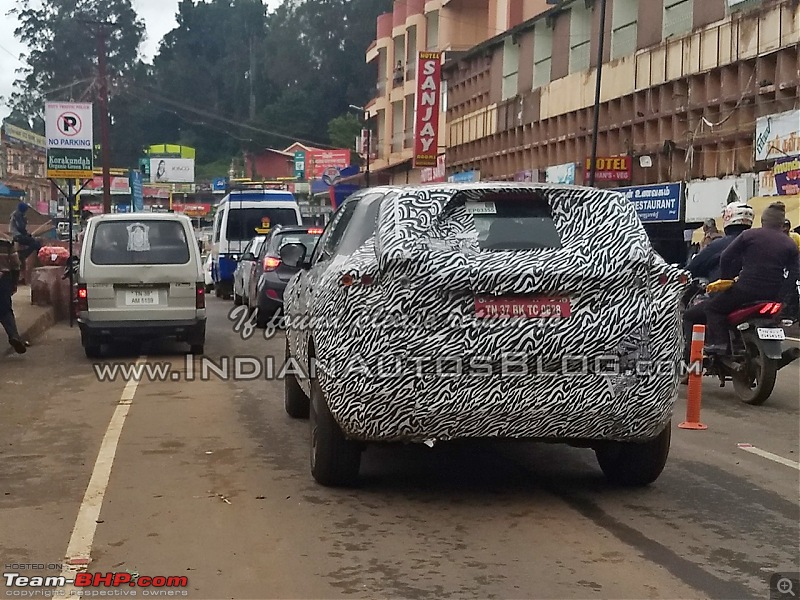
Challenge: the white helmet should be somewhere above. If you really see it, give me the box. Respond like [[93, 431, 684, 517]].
[[722, 201, 754, 229]]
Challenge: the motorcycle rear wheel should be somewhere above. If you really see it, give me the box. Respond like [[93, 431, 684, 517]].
[[732, 338, 778, 405]]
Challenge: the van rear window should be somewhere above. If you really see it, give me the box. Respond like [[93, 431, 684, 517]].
[[459, 192, 562, 251], [226, 208, 298, 241], [91, 221, 190, 265]]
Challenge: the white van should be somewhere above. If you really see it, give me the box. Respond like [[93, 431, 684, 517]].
[[76, 213, 206, 358], [211, 189, 302, 299]]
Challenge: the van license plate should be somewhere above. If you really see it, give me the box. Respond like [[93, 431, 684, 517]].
[[126, 290, 159, 306], [757, 328, 785, 340]]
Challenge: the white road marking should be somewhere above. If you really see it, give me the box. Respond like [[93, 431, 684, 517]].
[[60, 357, 147, 595], [737, 443, 800, 471]]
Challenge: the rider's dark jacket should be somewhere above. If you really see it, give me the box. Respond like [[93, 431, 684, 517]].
[[686, 230, 745, 282], [719, 227, 800, 300]]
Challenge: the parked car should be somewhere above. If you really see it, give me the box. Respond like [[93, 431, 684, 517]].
[[232, 235, 267, 307], [75, 213, 207, 358], [282, 184, 689, 487], [248, 225, 322, 326]]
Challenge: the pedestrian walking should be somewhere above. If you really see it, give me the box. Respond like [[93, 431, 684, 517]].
[[9, 202, 42, 282], [0, 231, 27, 354]]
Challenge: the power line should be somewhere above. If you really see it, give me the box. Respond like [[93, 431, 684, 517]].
[[123, 82, 341, 149]]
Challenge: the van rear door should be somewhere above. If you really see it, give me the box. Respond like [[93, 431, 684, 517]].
[[85, 219, 201, 322]]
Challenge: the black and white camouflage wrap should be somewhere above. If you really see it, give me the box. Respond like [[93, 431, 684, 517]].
[[286, 183, 688, 444]]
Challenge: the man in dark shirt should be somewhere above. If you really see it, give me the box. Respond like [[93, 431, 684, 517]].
[[704, 201, 800, 353], [681, 202, 754, 366]]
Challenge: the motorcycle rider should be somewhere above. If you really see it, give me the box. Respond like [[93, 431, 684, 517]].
[[681, 201, 755, 368], [704, 201, 800, 354]]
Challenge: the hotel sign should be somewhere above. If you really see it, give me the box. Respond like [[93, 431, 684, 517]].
[[585, 156, 632, 181], [413, 52, 442, 168]]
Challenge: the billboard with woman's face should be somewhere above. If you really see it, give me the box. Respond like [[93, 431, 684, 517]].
[[150, 158, 195, 183]]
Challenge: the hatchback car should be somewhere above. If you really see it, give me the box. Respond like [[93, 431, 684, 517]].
[[281, 184, 689, 487], [233, 235, 267, 307], [248, 225, 322, 326], [76, 213, 206, 358]]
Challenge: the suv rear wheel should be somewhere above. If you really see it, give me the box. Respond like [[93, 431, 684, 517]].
[[595, 425, 671, 487], [309, 379, 361, 487], [284, 339, 309, 418]]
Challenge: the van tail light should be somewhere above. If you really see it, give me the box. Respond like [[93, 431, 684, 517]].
[[196, 283, 205, 309], [263, 256, 281, 271], [75, 284, 88, 312]]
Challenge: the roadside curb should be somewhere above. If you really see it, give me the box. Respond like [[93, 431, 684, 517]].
[[2, 307, 57, 359]]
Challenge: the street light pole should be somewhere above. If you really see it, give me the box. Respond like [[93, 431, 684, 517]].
[[349, 104, 371, 188], [589, 0, 608, 188]]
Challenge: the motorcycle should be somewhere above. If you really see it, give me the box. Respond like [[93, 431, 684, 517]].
[[682, 278, 800, 405]]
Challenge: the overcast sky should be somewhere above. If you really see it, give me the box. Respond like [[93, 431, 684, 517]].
[[0, 0, 284, 123]]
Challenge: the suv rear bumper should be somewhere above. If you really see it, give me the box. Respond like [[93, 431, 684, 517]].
[[78, 318, 206, 345]]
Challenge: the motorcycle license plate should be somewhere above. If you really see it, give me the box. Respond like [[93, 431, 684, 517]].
[[757, 328, 785, 341]]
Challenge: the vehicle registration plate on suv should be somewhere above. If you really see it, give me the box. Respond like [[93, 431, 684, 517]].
[[475, 296, 571, 318]]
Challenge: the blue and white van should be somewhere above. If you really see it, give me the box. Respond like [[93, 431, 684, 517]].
[[211, 188, 302, 298]]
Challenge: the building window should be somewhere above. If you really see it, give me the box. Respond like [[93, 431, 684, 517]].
[[406, 25, 417, 79], [569, 2, 592, 73], [502, 38, 519, 101], [727, 0, 762, 14], [611, 0, 638, 60], [663, 0, 694, 40], [533, 21, 553, 89], [426, 10, 439, 51]]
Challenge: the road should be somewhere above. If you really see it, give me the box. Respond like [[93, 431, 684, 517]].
[[1, 296, 798, 600]]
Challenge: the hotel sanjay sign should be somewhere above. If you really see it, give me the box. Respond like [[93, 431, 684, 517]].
[[413, 52, 442, 168]]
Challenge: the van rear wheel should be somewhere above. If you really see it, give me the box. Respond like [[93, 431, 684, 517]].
[[84, 343, 102, 359], [190, 344, 204, 355]]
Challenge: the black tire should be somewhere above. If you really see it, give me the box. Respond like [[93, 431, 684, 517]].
[[204, 283, 213, 294], [84, 343, 102, 359], [190, 344, 204, 355], [309, 379, 361, 487], [233, 293, 243, 306], [595, 425, 671, 487], [284, 338, 310, 418], [732, 337, 778, 406]]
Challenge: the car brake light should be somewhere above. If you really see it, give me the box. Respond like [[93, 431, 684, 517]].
[[75, 284, 88, 312], [340, 273, 376, 287], [263, 256, 281, 271], [196, 283, 205, 309], [307, 228, 323, 235]]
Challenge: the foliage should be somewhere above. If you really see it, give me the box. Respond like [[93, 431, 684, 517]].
[[8, 0, 393, 174]]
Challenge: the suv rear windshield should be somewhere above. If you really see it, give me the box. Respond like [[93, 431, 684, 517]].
[[267, 231, 321, 256], [458, 192, 562, 251], [91, 220, 190, 265], [226, 208, 298, 241]]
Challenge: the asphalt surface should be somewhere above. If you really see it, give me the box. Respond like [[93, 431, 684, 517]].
[[1, 297, 798, 600]]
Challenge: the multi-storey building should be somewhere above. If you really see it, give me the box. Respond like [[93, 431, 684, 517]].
[[1, 123, 51, 215], [442, 0, 799, 262], [364, 0, 553, 184]]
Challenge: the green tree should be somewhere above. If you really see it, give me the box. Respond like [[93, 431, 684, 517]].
[[10, 0, 145, 126], [328, 113, 361, 150]]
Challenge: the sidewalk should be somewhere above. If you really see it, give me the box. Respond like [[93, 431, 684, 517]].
[[0, 286, 57, 361]]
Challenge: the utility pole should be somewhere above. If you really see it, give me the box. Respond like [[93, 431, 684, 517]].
[[80, 19, 116, 213], [588, 0, 608, 188]]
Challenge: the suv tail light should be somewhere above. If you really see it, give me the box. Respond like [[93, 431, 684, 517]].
[[263, 256, 281, 271], [759, 302, 782, 315], [75, 284, 88, 313], [196, 283, 205, 309]]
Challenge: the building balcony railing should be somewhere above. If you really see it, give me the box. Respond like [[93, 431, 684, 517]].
[[393, 69, 405, 88]]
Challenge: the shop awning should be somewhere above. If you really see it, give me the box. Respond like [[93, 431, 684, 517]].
[[0, 182, 25, 198]]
